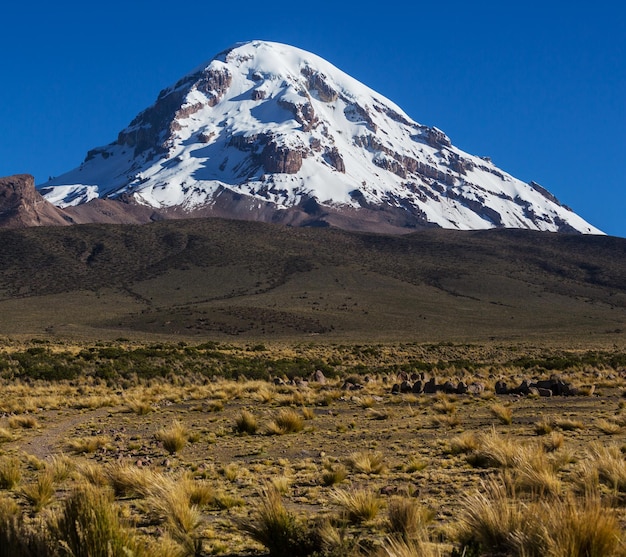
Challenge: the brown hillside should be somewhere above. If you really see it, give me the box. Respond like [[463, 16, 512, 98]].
[[0, 218, 624, 343]]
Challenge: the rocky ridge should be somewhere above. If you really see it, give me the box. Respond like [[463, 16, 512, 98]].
[[0, 174, 71, 228]]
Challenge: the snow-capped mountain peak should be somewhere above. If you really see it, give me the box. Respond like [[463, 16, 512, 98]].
[[38, 40, 602, 234]]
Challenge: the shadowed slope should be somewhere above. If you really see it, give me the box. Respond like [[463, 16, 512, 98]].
[[0, 219, 624, 342]]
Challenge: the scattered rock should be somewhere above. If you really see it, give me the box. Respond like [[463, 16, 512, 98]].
[[494, 376, 595, 397], [442, 381, 457, 394], [467, 382, 485, 395], [423, 378, 438, 394], [494, 380, 508, 394], [400, 380, 413, 394]]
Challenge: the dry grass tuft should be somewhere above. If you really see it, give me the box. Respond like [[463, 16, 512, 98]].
[[270, 475, 291, 494], [541, 495, 622, 557], [54, 483, 150, 557], [457, 478, 623, 557], [387, 496, 434, 541], [79, 462, 109, 487], [433, 397, 457, 415], [266, 409, 304, 435], [0, 457, 21, 490], [255, 385, 276, 404], [21, 470, 55, 511], [0, 427, 14, 443], [239, 486, 320, 557], [465, 429, 519, 469], [301, 407, 316, 420], [542, 431, 565, 453], [221, 463, 240, 482], [156, 420, 188, 454], [430, 413, 461, 428], [490, 402, 513, 425], [582, 442, 626, 493], [379, 536, 445, 557], [106, 462, 161, 498], [348, 450, 387, 474], [456, 478, 539, 555], [321, 463, 348, 486], [8, 415, 39, 429], [510, 450, 562, 497], [595, 418, 622, 435], [124, 397, 153, 415], [46, 453, 75, 483], [147, 476, 204, 554], [405, 457, 428, 473], [234, 410, 258, 435], [449, 431, 479, 455], [535, 416, 554, 435], [68, 435, 111, 454], [554, 417, 585, 431], [331, 488, 383, 524]]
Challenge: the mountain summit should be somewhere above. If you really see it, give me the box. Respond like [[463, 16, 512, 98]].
[[39, 41, 601, 234]]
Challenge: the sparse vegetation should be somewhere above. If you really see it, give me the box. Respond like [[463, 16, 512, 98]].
[[0, 338, 624, 555]]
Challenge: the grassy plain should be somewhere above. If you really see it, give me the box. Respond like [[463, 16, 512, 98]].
[[0, 340, 626, 555]]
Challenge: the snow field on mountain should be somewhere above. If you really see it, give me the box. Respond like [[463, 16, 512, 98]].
[[38, 41, 603, 234]]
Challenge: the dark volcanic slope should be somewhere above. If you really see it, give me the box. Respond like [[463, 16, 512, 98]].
[[0, 219, 625, 342]]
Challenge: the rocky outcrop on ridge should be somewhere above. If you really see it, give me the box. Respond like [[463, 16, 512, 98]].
[[0, 174, 72, 228]]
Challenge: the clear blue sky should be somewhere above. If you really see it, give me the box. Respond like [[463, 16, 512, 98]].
[[1, 1, 624, 236]]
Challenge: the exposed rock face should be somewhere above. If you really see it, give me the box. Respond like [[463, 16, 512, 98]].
[[278, 97, 318, 131], [261, 141, 304, 174], [325, 147, 345, 173], [195, 68, 232, 107], [302, 67, 339, 102], [117, 87, 189, 158], [0, 174, 72, 228]]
